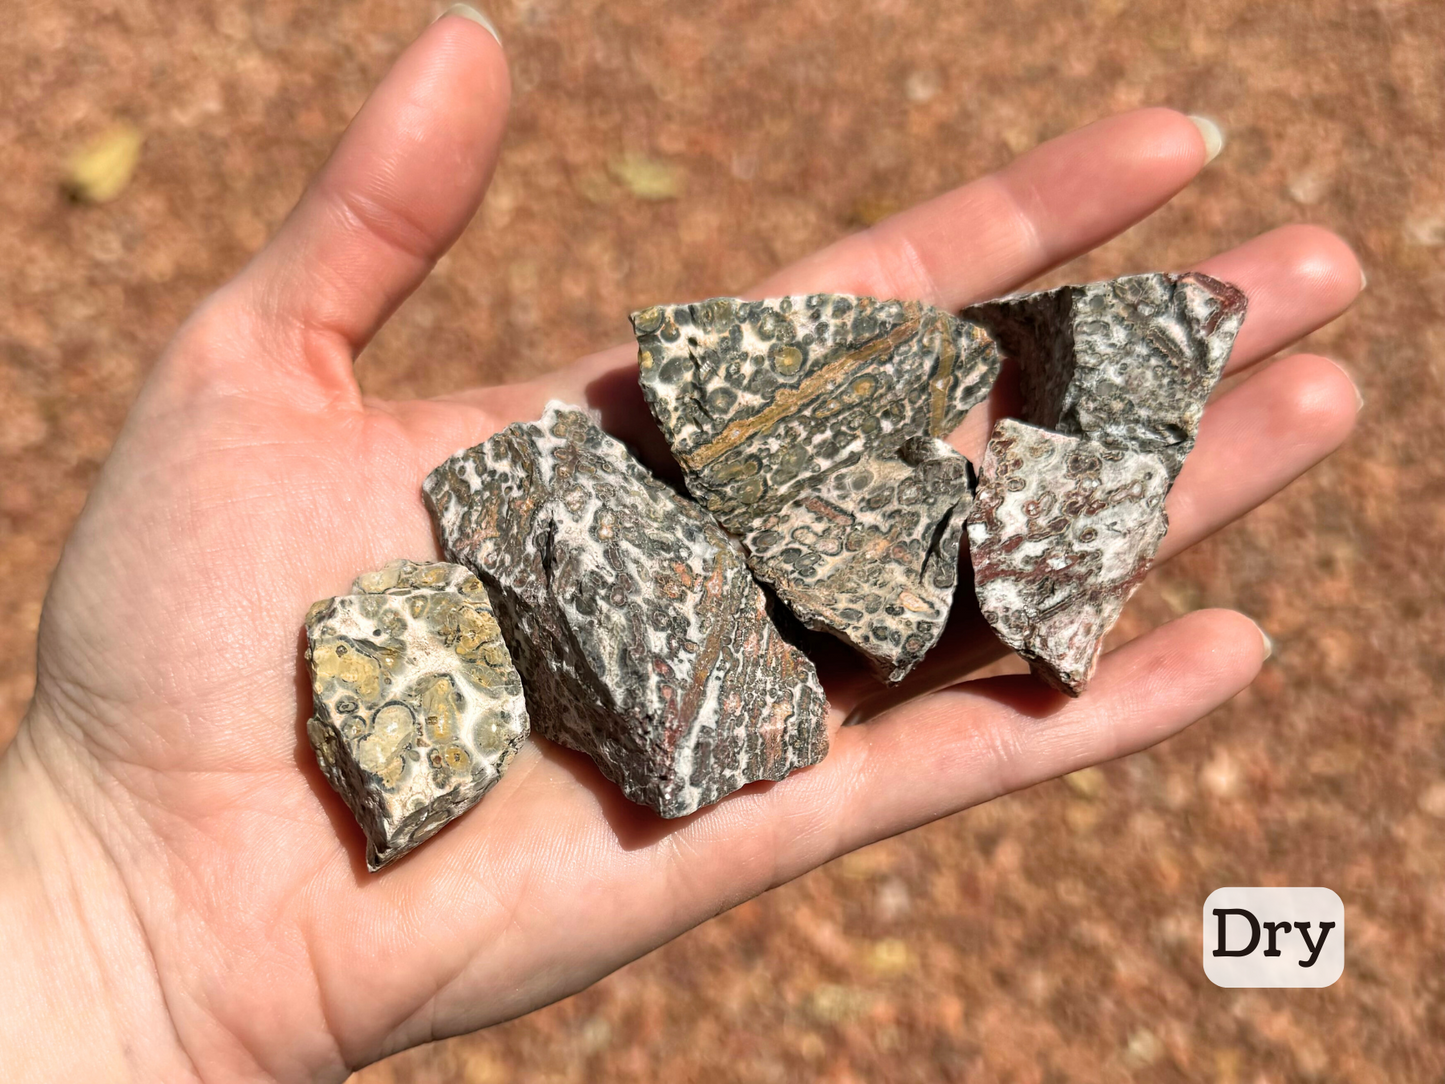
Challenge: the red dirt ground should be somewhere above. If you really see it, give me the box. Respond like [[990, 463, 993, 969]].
[[2, 1, 1442, 1080]]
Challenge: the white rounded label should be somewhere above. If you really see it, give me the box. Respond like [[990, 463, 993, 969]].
[[1203, 887, 1344, 988]]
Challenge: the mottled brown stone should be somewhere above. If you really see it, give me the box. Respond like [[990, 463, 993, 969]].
[[424, 402, 828, 818], [967, 420, 1170, 695], [633, 294, 998, 681], [305, 560, 529, 870], [962, 272, 1246, 692]]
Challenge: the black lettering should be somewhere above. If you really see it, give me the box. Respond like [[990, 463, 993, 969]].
[[1294, 921, 1335, 968], [1212, 908, 1261, 957], [1262, 920, 1292, 957]]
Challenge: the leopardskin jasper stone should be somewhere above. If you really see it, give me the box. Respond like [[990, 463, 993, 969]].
[[423, 402, 828, 819], [963, 272, 1246, 693], [633, 294, 999, 682], [305, 560, 529, 870], [966, 272, 1246, 480], [968, 420, 1171, 695]]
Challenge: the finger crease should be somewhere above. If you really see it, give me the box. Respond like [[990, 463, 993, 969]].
[[864, 228, 943, 306], [983, 173, 1048, 278], [326, 182, 439, 268]]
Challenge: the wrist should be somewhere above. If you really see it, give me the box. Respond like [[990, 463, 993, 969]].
[[0, 712, 196, 1083]]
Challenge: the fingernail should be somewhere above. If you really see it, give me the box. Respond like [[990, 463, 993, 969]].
[[1359, 266, 1368, 290], [1326, 358, 1365, 412], [437, 3, 501, 45], [1188, 115, 1225, 165], [1252, 621, 1274, 662]]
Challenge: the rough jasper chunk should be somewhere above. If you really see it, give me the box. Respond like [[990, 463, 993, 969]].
[[965, 272, 1246, 481], [633, 294, 999, 682], [743, 434, 975, 682], [423, 402, 828, 818], [305, 560, 529, 870], [967, 420, 1170, 695]]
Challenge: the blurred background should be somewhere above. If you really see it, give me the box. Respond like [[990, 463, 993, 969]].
[[2, 0, 1442, 1080]]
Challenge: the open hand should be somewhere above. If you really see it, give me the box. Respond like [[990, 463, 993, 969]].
[[0, 11, 1362, 1082]]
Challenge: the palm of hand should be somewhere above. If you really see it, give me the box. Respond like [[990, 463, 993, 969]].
[[10, 15, 1363, 1084]]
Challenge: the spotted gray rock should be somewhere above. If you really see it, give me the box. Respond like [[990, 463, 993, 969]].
[[968, 420, 1170, 695], [305, 560, 529, 870], [966, 271, 1247, 480], [633, 294, 999, 682], [963, 272, 1245, 692], [423, 402, 828, 818]]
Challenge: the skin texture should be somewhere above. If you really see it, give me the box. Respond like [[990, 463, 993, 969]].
[[0, 14, 1363, 1084]]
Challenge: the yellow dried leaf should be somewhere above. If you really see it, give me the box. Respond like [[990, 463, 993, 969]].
[[847, 194, 902, 228], [865, 938, 915, 975], [1064, 766, 1105, 798], [1124, 1028, 1164, 1068], [807, 983, 873, 1024], [608, 153, 683, 201], [66, 125, 143, 204]]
